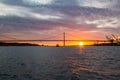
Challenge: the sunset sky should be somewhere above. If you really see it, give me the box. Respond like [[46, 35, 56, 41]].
[[0, 0, 120, 45]]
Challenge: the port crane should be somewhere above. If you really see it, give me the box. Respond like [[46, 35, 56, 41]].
[[106, 34, 120, 44]]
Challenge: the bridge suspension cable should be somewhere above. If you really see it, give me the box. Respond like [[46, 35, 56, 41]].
[[0, 32, 109, 46]]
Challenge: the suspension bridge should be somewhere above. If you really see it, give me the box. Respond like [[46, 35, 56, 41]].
[[0, 32, 109, 46]]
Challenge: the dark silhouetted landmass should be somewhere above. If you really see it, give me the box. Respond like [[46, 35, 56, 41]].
[[94, 43, 120, 46], [0, 42, 39, 46]]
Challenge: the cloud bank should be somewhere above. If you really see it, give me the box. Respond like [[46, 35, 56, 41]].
[[0, 0, 120, 40]]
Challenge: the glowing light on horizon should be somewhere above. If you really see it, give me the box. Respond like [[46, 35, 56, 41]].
[[79, 42, 84, 46]]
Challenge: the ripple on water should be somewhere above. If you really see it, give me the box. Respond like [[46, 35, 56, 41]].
[[71, 67, 119, 80]]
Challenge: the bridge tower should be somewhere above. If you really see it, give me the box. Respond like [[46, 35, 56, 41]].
[[63, 32, 65, 46]]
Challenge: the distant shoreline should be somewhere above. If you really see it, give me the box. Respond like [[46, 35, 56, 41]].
[[0, 42, 120, 46], [0, 42, 39, 46]]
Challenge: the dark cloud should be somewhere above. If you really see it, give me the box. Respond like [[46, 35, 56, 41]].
[[0, 0, 78, 7], [1, 0, 120, 10], [53, 0, 78, 6], [113, 0, 120, 10], [0, 16, 57, 32], [46, 5, 120, 17], [0, 15, 97, 33], [0, 0, 23, 6], [0, 0, 120, 39]]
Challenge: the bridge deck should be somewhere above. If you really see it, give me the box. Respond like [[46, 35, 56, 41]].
[[0, 40, 109, 42]]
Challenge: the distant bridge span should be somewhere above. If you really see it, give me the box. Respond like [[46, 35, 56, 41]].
[[0, 33, 110, 46], [0, 40, 109, 42]]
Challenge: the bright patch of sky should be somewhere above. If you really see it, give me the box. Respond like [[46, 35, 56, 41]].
[[0, 3, 62, 20], [23, 0, 53, 5], [77, 0, 115, 9], [86, 18, 120, 28]]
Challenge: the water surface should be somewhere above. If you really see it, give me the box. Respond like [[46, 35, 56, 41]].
[[0, 46, 120, 80]]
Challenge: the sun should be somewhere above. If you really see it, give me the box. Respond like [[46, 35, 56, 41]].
[[79, 42, 84, 46]]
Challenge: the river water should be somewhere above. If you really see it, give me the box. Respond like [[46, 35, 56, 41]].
[[0, 46, 120, 80]]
